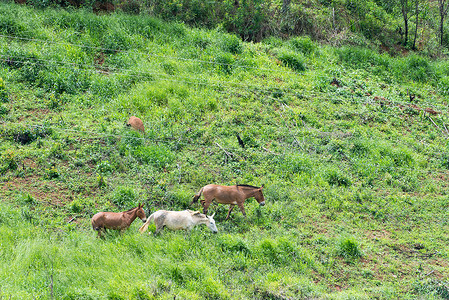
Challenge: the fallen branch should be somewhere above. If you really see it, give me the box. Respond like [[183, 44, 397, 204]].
[[262, 147, 281, 156], [428, 116, 447, 137], [215, 142, 235, 161], [215, 142, 235, 157], [443, 122, 449, 136]]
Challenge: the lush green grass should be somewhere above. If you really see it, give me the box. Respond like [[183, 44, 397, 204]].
[[1, 2, 449, 299]]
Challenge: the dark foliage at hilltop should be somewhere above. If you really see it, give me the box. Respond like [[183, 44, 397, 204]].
[[11, 0, 449, 54]]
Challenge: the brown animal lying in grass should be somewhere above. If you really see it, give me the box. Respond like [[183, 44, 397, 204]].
[[126, 116, 145, 133]]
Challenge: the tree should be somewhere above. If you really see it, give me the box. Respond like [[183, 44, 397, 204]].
[[412, 0, 420, 50], [438, 0, 449, 45], [400, 0, 411, 46]]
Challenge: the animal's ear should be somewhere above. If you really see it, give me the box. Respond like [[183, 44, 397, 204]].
[[211, 213, 215, 218], [260, 184, 264, 189], [138, 202, 143, 208]]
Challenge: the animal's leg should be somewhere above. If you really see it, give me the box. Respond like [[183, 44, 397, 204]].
[[226, 204, 235, 220], [154, 216, 166, 235], [97, 228, 104, 239], [154, 225, 164, 236], [237, 203, 246, 218]]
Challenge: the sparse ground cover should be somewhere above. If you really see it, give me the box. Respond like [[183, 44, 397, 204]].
[[0, 2, 448, 299]]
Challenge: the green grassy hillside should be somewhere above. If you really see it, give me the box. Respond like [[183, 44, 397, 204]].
[[0, 2, 449, 299]]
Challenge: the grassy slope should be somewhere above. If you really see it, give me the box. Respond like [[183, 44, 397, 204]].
[[0, 2, 449, 299]]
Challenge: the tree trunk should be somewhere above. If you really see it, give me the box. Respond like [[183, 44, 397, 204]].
[[412, 0, 419, 50], [439, 0, 449, 45], [401, 0, 409, 46]]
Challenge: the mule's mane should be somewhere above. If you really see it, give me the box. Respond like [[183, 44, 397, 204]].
[[124, 206, 139, 213], [192, 212, 207, 219], [237, 184, 259, 189]]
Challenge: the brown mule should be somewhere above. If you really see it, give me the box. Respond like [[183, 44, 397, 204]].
[[91, 203, 147, 238], [191, 184, 265, 220]]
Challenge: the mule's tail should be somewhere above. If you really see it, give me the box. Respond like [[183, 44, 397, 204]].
[[191, 187, 204, 205], [139, 213, 155, 233]]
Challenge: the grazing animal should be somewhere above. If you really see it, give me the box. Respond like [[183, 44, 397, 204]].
[[126, 116, 145, 133], [191, 184, 265, 220], [139, 210, 218, 235], [91, 203, 147, 238]]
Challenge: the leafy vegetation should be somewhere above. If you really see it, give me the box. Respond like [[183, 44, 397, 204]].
[[0, 2, 449, 299]]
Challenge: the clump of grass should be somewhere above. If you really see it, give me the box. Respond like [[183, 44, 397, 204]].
[[219, 33, 243, 54], [214, 52, 235, 74], [0, 149, 18, 172], [289, 36, 318, 56], [44, 166, 59, 179], [276, 49, 306, 72], [325, 168, 352, 187], [0, 104, 8, 116], [337, 236, 363, 260], [218, 234, 251, 255], [283, 153, 313, 175], [133, 144, 175, 169], [111, 186, 137, 208], [19, 193, 37, 206], [414, 278, 449, 299], [0, 78, 8, 102], [335, 46, 389, 70]]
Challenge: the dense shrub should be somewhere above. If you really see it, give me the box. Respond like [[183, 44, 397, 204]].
[[0, 13, 27, 36], [111, 186, 137, 207], [335, 46, 390, 69], [277, 49, 306, 72], [396, 54, 434, 82], [289, 36, 318, 56]]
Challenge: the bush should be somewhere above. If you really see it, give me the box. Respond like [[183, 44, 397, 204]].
[[219, 33, 243, 54], [397, 54, 434, 82], [277, 49, 306, 72], [44, 166, 59, 179], [111, 186, 137, 208], [289, 36, 317, 55], [335, 46, 389, 70]]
